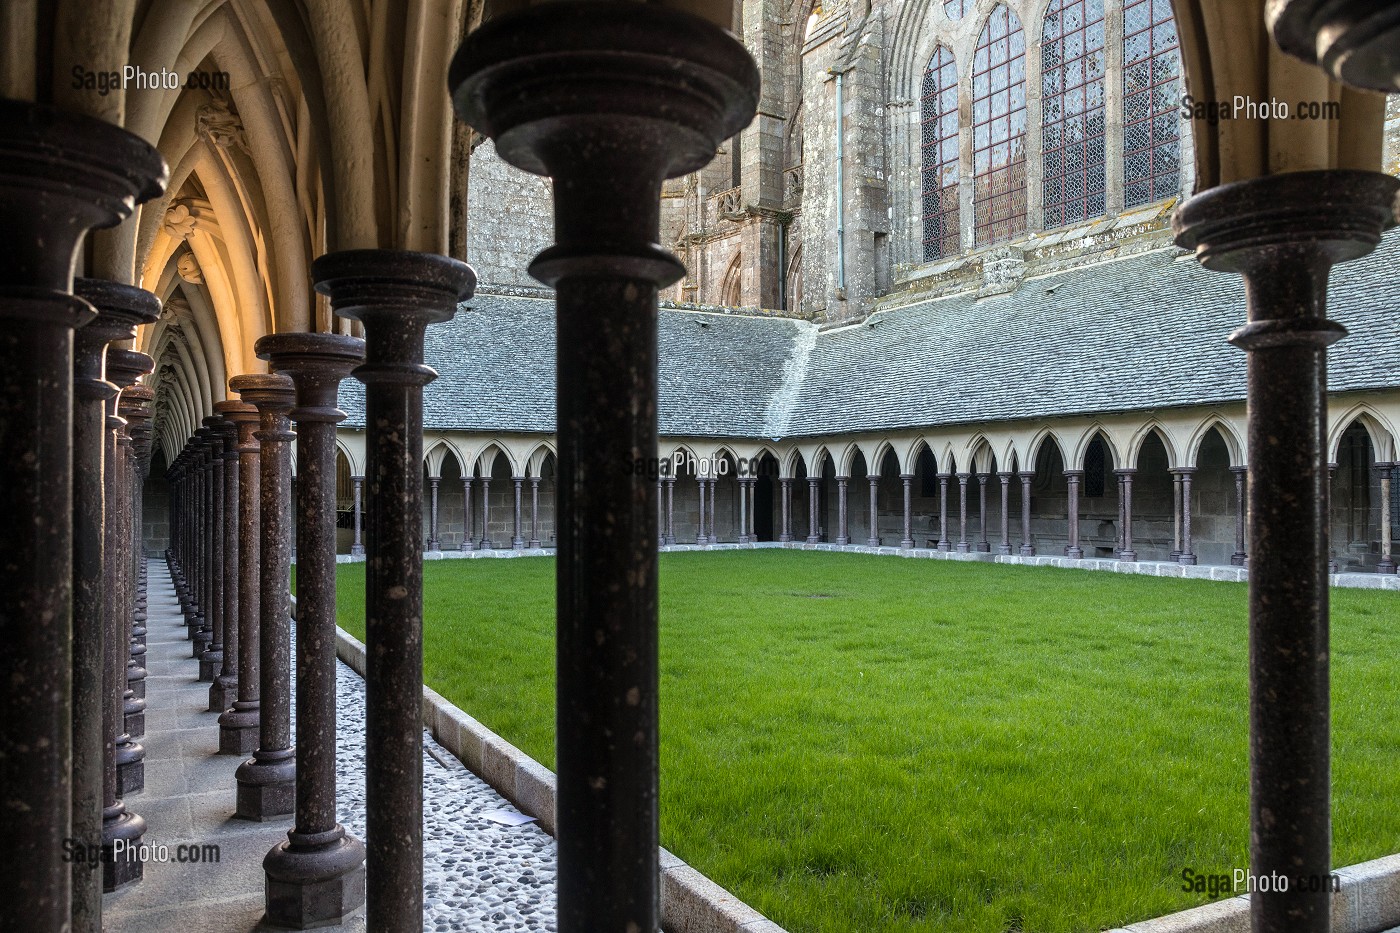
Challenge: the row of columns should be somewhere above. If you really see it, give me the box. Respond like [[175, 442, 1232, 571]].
[[420, 473, 544, 551]]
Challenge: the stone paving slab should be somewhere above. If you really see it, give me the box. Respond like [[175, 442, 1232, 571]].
[[105, 562, 556, 932]]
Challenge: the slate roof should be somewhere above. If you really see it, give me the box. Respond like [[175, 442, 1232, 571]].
[[340, 229, 1400, 438]]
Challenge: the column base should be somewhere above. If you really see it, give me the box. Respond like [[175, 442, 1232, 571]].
[[351, 544, 366, 556], [101, 806, 147, 892], [528, 539, 541, 548], [955, 543, 969, 554], [199, 648, 222, 682], [975, 542, 991, 553], [1378, 557, 1396, 574], [899, 539, 914, 549], [996, 544, 1013, 556], [123, 707, 145, 740], [867, 537, 879, 547], [834, 536, 848, 545], [209, 674, 237, 713], [936, 541, 950, 551], [663, 536, 675, 546], [264, 830, 367, 928], [193, 629, 211, 658], [778, 534, 792, 543], [116, 740, 145, 796], [1178, 553, 1198, 566], [1231, 552, 1247, 566], [512, 538, 525, 549], [219, 703, 261, 755], [1120, 550, 1138, 563], [1066, 546, 1084, 559], [805, 536, 820, 545], [1019, 545, 1035, 557], [1169, 549, 1181, 559], [708, 535, 718, 545], [1329, 559, 1339, 573], [236, 750, 296, 821], [128, 668, 147, 700]]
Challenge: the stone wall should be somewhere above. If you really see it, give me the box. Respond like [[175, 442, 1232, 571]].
[[465, 139, 554, 289], [142, 473, 170, 556]]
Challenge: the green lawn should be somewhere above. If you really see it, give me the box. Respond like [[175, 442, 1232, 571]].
[[332, 551, 1400, 933]]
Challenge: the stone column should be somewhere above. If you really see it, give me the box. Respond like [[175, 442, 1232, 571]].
[[314, 249, 474, 932], [697, 475, 708, 544], [707, 478, 717, 544], [210, 408, 242, 713], [955, 473, 970, 552], [72, 281, 159, 921], [512, 477, 526, 548], [219, 400, 262, 755], [778, 478, 791, 542], [997, 473, 1012, 555], [1016, 472, 1035, 556], [460, 476, 474, 551], [1065, 471, 1084, 558], [739, 476, 750, 540], [452, 17, 755, 929], [664, 476, 676, 545], [1376, 464, 1395, 574], [937, 473, 951, 550], [351, 476, 366, 556], [121, 391, 154, 732], [193, 429, 214, 659], [479, 477, 492, 549], [1328, 464, 1339, 574], [1178, 468, 1198, 566], [1119, 469, 1137, 562], [182, 440, 206, 640], [835, 477, 849, 545], [806, 478, 820, 544], [259, 333, 368, 926], [900, 474, 915, 549], [530, 476, 543, 548], [0, 103, 163, 923], [865, 474, 880, 547], [109, 353, 152, 800], [1174, 169, 1398, 933], [976, 474, 990, 552], [1231, 466, 1248, 565], [1170, 470, 1183, 557], [427, 475, 441, 550], [1115, 471, 1127, 555], [198, 415, 226, 683], [229, 372, 297, 820]]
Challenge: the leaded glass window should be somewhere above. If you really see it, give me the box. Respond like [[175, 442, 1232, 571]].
[[944, 0, 970, 21], [972, 5, 1028, 247], [920, 45, 960, 262], [1041, 0, 1106, 228], [1123, 0, 1181, 207]]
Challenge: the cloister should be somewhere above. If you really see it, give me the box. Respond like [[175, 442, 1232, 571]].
[[4, 0, 1400, 932]]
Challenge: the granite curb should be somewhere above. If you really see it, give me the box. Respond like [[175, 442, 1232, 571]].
[[333, 626, 790, 933]]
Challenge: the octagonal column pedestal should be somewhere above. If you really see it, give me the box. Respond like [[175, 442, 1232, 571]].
[[230, 373, 298, 821], [1174, 169, 1399, 933], [198, 416, 227, 683], [313, 250, 473, 933], [452, 9, 757, 930], [210, 406, 243, 713], [219, 401, 262, 755], [1064, 470, 1084, 558], [71, 280, 160, 928], [0, 99, 163, 924], [259, 333, 368, 927], [108, 352, 153, 801], [120, 388, 155, 736]]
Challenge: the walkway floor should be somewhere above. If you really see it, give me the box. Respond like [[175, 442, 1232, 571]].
[[105, 560, 557, 932]]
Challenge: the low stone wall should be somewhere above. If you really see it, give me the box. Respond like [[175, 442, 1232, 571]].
[[333, 627, 789, 933]]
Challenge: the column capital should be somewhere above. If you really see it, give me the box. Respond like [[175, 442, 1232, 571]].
[[107, 349, 154, 393], [256, 332, 365, 424], [1229, 464, 1249, 475], [230, 372, 297, 417]]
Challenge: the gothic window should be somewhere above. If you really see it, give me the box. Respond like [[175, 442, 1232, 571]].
[[972, 5, 1028, 247], [1041, 0, 1106, 228], [944, 0, 971, 20], [920, 45, 960, 262], [1085, 436, 1106, 497], [1123, 0, 1182, 207]]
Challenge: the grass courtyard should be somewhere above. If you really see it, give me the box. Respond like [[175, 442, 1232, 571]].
[[331, 551, 1400, 933]]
